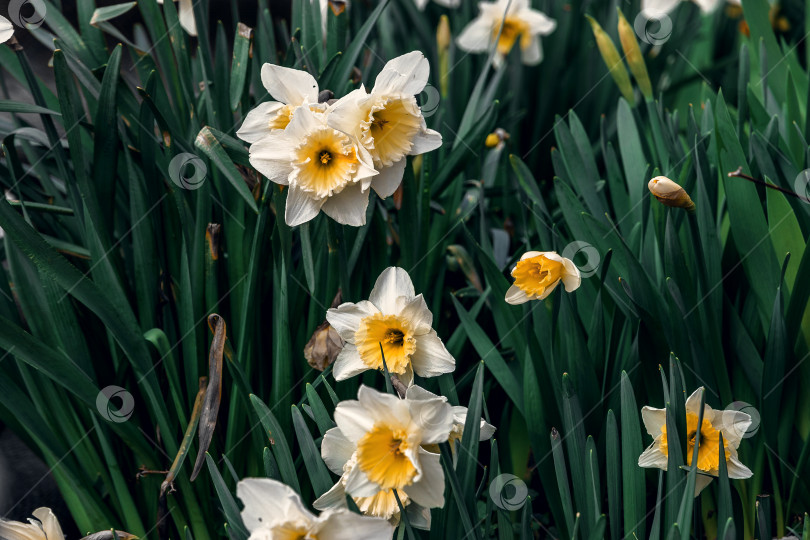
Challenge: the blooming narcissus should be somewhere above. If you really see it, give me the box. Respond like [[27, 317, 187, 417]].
[[328, 52, 442, 200], [326, 267, 455, 385], [0, 508, 65, 540], [246, 104, 378, 227], [505, 251, 581, 305], [314, 385, 455, 528], [641, 0, 740, 15], [157, 0, 197, 35], [1, 16, 13, 43], [638, 387, 753, 496], [237, 64, 322, 144], [457, 0, 556, 66], [237, 477, 394, 539]]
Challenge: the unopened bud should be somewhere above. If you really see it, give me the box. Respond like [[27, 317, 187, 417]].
[[586, 15, 635, 106], [485, 128, 509, 148], [437, 15, 451, 98], [648, 176, 695, 212], [617, 8, 652, 100]]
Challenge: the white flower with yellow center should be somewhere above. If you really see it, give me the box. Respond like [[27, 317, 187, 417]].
[[457, 0, 556, 66], [237, 64, 323, 144], [314, 385, 454, 528], [328, 52, 442, 200], [326, 267, 455, 385], [237, 477, 394, 539], [1, 16, 14, 43], [0, 508, 65, 540], [505, 251, 581, 305], [638, 388, 753, 496], [641, 0, 738, 16], [157, 0, 197, 35], [246, 105, 378, 226]]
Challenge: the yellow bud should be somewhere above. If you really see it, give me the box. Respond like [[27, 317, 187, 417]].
[[437, 15, 451, 99], [617, 8, 653, 100], [648, 176, 695, 212], [485, 134, 500, 148], [586, 15, 635, 106]]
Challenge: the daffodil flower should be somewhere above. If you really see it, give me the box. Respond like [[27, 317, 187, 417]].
[[413, 0, 461, 9], [326, 267, 455, 385], [505, 251, 581, 305], [457, 0, 556, 67], [314, 385, 455, 527], [328, 52, 442, 201], [246, 105, 378, 227], [638, 388, 753, 496], [1, 16, 13, 43], [237, 64, 322, 144], [641, 0, 739, 16], [237, 477, 394, 539], [157, 0, 197, 36], [0, 508, 65, 540]]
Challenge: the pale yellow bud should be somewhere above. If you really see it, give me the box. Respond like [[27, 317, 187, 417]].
[[437, 15, 451, 99], [617, 8, 653, 100], [648, 176, 695, 212], [586, 15, 635, 106]]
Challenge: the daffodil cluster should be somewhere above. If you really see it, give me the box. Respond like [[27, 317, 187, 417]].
[[237, 52, 442, 227]]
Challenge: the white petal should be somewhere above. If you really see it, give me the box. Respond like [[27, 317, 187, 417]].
[[638, 443, 668, 470], [520, 8, 556, 34], [285, 186, 324, 226], [0, 518, 41, 540], [334, 397, 377, 442], [406, 385, 442, 402], [410, 331, 455, 378], [286, 103, 324, 136], [344, 463, 382, 497], [684, 388, 705, 415], [236, 478, 315, 531], [409, 129, 443, 155], [326, 300, 378, 342], [641, 406, 666, 437], [403, 448, 445, 508], [32, 509, 64, 540], [694, 474, 714, 496], [322, 427, 355, 475], [408, 392, 454, 444], [561, 258, 582, 292], [520, 36, 543, 66], [405, 503, 432, 530], [261, 64, 319, 105], [178, 0, 197, 35], [505, 284, 530, 305], [480, 419, 497, 440], [332, 343, 370, 381], [327, 88, 371, 139], [371, 158, 406, 199], [726, 455, 753, 479], [0, 16, 14, 44], [397, 294, 433, 334], [641, 0, 681, 15], [694, 0, 722, 12], [369, 267, 416, 314], [714, 410, 752, 447], [457, 16, 494, 53], [358, 385, 413, 426], [373, 51, 430, 96], [237, 101, 284, 143], [535, 279, 560, 300], [313, 479, 348, 511], [413, 0, 429, 9], [316, 510, 395, 539], [321, 183, 371, 226], [519, 250, 543, 261], [248, 132, 294, 183]]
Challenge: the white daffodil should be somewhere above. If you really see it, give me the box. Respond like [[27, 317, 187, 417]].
[[457, 0, 556, 66], [641, 0, 739, 16], [328, 52, 442, 201], [237, 64, 323, 144], [1, 16, 14, 43], [157, 0, 196, 36], [413, 0, 461, 9], [505, 251, 581, 305], [0, 508, 65, 540], [237, 477, 394, 539], [326, 267, 455, 385], [246, 104, 377, 227], [638, 387, 753, 496], [315, 385, 454, 528]]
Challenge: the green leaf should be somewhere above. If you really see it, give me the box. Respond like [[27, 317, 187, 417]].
[[195, 127, 259, 213], [291, 405, 333, 497], [250, 394, 300, 493], [325, 0, 390, 92], [205, 454, 249, 540], [0, 101, 61, 115], [620, 371, 646, 538]]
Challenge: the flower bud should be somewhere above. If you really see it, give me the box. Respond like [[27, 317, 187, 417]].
[[648, 176, 695, 212], [585, 15, 635, 106], [617, 8, 653, 100], [437, 15, 451, 98]]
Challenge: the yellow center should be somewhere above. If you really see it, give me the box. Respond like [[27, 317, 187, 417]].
[[365, 97, 422, 168], [357, 425, 417, 490], [354, 489, 410, 519], [292, 127, 359, 198], [273, 523, 315, 540], [355, 313, 415, 374], [660, 412, 730, 472], [493, 17, 531, 56], [512, 255, 563, 298], [269, 103, 325, 131]]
